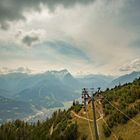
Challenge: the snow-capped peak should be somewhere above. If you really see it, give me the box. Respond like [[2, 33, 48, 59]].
[[45, 69, 70, 80]]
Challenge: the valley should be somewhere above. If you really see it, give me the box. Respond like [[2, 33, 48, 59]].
[[23, 101, 73, 123], [0, 70, 140, 123]]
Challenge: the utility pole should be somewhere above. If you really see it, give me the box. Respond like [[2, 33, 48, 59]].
[[82, 88, 90, 111], [91, 92, 99, 140], [81, 88, 100, 140]]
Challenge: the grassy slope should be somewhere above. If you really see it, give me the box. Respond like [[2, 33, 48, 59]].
[[99, 113, 140, 140], [72, 105, 93, 140], [114, 114, 140, 140], [71, 103, 140, 140], [71, 102, 101, 140], [71, 79, 140, 140]]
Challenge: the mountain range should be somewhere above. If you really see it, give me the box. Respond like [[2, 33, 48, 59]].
[[109, 71, 140, 87], [0, 69, 140, 122]]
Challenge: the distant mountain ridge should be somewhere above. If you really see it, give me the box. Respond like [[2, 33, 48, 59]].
[[77, 74, 115, 90], [0, 69, 80, 109], [45, 69, 70, 80], [110, 71, 140, 88], [0, 69, 140, 122]]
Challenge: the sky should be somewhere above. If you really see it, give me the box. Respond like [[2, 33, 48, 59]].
[[0, 0, 140, 76]]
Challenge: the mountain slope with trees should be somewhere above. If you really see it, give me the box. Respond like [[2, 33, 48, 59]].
[[70, 77, 140, 140], [101, 77, 140, 140], [0, 109, 78, 140], [0, 75, 140, 140]]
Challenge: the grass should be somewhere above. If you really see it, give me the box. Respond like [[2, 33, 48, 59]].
[[98, 102, 140, 140], [71, 101, 140, 140], [108, 114, 140, 140], [71, 103, 95, 140]]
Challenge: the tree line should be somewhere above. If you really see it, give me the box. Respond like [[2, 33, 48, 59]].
[[0, 109, 78, 140]]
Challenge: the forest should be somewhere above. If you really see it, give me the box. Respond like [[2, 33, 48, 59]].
[[0, 109, 78, 140]]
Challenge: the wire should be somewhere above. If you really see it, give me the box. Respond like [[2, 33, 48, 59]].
[[95, 101, 118, 140], [105, 98, 140, 127], [102, 118, 118, 140]]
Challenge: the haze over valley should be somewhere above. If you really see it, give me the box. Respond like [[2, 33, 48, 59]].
[[0, 69, 140, 122]]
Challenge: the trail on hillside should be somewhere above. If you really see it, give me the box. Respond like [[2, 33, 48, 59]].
[[50, 123, 54, 135], [71, 103, 104, 125], [71, 111, 93, 122]]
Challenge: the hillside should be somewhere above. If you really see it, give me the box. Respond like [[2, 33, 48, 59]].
[[100, 77, 140, 140], [0, 76, 140, 140], [71, 77, 140, 140], [0, 109, 78, 140]]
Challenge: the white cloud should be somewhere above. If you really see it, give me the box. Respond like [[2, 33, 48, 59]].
[[0, 67, 33, 74], [0, 0, 140, 75], [119, 59, 140, 72]]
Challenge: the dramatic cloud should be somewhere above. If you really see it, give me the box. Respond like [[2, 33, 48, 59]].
[[0, 0, 94, 29], [121, 0, 140, 27], [119, 59, 140, 72], [22, 35, 39, 46], [0, 0, 140, 75], [0, 67, 32, 74]]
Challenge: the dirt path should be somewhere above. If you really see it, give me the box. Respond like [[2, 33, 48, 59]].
[[71, 110, 103, 122], [50, 123, 54, 135]]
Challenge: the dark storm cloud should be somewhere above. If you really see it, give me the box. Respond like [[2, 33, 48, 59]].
[[0, 0, 94, 29], [119, 0, 140, 28], [22, 35, 39, 46]]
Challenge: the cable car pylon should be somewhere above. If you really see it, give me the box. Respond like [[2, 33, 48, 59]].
[[81, 87, 101, 140]]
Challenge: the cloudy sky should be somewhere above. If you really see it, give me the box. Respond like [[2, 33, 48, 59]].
[[0, 0, 140, 75]]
